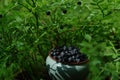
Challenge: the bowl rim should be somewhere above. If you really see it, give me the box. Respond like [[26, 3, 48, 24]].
[[48, 51, 89, 65]]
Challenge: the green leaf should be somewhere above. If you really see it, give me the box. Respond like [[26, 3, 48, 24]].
[[34, 32, 47, 44], [90, 2, 97, 5], [84, 34, 92, 42]]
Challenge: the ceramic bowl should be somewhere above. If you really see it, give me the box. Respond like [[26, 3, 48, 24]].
[[46, 55, 89, 80]]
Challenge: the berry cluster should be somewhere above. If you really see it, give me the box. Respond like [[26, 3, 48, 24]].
[[45, 1, 82, 16], [50, 46, 88, 64]]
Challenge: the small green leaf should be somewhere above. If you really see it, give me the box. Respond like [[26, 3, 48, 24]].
[[85, 34, 92, 42], [90, 2, 97, 5]]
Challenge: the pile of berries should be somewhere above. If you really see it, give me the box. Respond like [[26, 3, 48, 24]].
[[50, 46, 88, 64]]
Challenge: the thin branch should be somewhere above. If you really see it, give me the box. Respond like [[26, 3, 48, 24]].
[[31, 0, 36, 7], [96, 3, 105, 18], [95, 68, 105, 80], [18, 3, 32, 13]]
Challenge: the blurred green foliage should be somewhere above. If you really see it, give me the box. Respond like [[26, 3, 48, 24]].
[[0, 0, 120, 80]]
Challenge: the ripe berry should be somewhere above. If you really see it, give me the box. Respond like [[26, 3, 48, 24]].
[[60, 25, 64, 29], [50, 46, 87, 64], [46, 10, 51, 15], [0, 14, 2, 18], [60, 52, 64, 56], [62, 9, 67, 14], [76, 59, 80, 63], [63, 46, 67, 50], [68, 57, 72, 62], [64, 57, 68, 62], [76, 54, 80, 58], [77, 1, 81, 5]]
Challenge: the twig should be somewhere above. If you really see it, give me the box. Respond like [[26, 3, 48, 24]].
[[96, 3, 105, 18], [18, 3, 32, 13], [95, 68, 105, 80]]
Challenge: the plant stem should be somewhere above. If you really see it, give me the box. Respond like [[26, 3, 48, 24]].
[[18, 3, 32, 13], [95, 68, 105, 80], [96, 3, 105, 18], [30, 0, 42, 55], [31, 0, 36, 7], [33, 12, 39, 36]]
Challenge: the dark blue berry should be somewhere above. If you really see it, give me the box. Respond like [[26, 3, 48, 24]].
[[76, 59, 81, 63], [60, 52, 64, 56], [76, 54, 80, 58], [62, 9, 67, 14], [77, 1, 81, 5], [0, 14, 2, 18], [68, 46, 72, 51], [68, 57, 72, 61], [63, 46, 67, 50], [50, 45, 87, 63], [46, 10, 51, 15]]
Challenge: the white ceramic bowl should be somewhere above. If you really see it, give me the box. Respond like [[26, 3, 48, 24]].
[[46, 55, 89, 80]]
